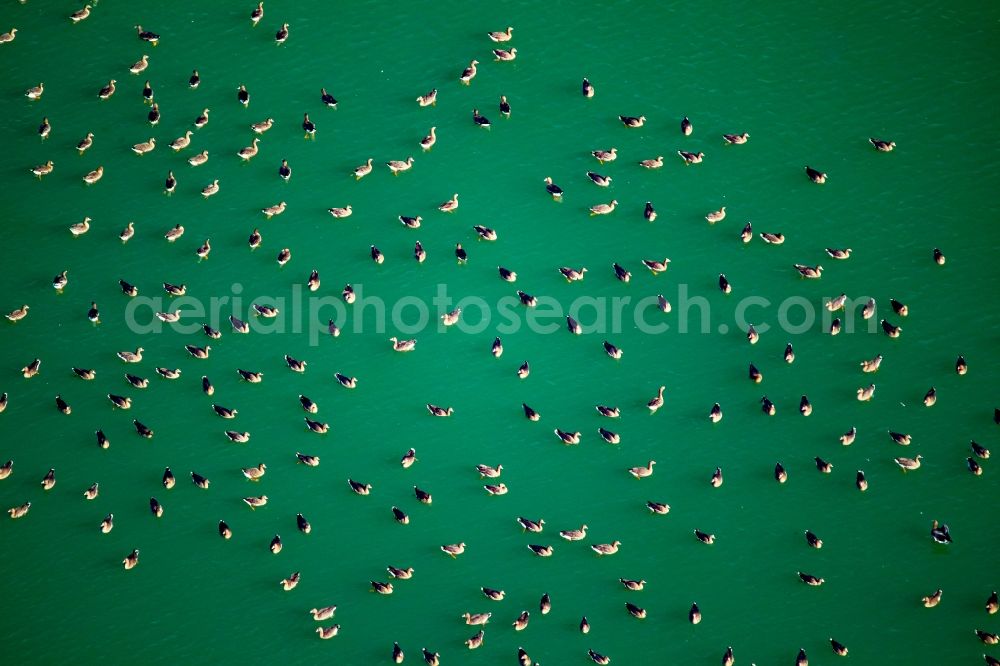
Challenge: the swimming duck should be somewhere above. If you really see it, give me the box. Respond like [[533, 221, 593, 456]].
[[388, 566, 413, 579], [499, 95, 511, 117], [956, 355, 969, 375], [219, 520, 234, 539], [647, 386, 665, 413], [156, 367, 181, 380], [719, 274, 732, 294], [517, 516, 544, 532], [25, 82, 44, 101], [414, 127, 437, 153], [539, 176, 565, 200], [554, 429, 581, 445], [859, 297, 876, 319], [590, 199, 618, 215], [921, 589, 943, 608], [459, 59, 480, 85], [971, 441, 990, 459], [251, 2, 264, 25], [987, 590, 999, 614], [710, 466, 724, 487], [586, 171, 611, 187], [800, 395, 813, 416], [740, 222, 753, 242], [857, 383, 876, 402], [798, 571, 824, 586], [368, 244, 384, 264], [527, 544, 553, 557], [694, 530, 717, 547], [517, 290, 536, 307], [831, 315, 843, 335], [6, 304, 29, 322], [588, 649, 610, 665], [476, 463, 502, 478], [595, 404, 620, 418], [484, 482, 507, 495], [493, 47, 517, 61], [82, 482, 100, 500], [123, 549, 140, 570], [316, 625, 339, 639], [296, 453, 319, 467], [186, 69, 199, 88], [793, 263, 823, 278], [81, 165, 104, 185], [869, 137, 895, 152], [0, 28, 17, 45], [723, 132, 750, 144], [680, 116, 693, 135], [201, 180, 219, 198], [642, 201, 657, 222], [275, 23, 289, 44], [422, 648, 440, 666], [244, 495, 268, 510], [760, 231, 784, 244], [39, 468, 56, 489], [247, 119, 273, 139], [74, 134, 95, 157], [620, 115, 645, 128], [281, 572, 300, 591], [237, 84, 250, 106], [804, 530, 823, 549], [390, 336, 416, 352], [116, 347, 143, 364], [21, 358, 41, 378], [894, 454, 923, 471], [123, 372, 148, 389], [591, 540, 621, 555], [296, 513, 312, 533], [471, 108, 491, 128], [162, 224, 186, 242], [826, 293, 847, 312], [241, 463, 266, 481], [933, 247, 946, 265], [642, 257, 670, 273], [856, 470, 868, 491], [439, 193, 460, 212], [481, 587, 505, 601], [135, 24, 159, 44], [155, 309, 181, 323], [494, 266, 517, 283], [708, 403, 723, 423], [274, 248, 290, 265], [72, 366, 95, 381], [441, 542, 466, 558], [839, 426, 857, 446], [475, 225, 498, 241], [775, 462, 788, 483], [302, 416, 327, 434], [386, 157, 415, 175], [826, 247, 852, 260], [224, 429, 251, 443], [592, 147, 617, 163], [748, 362, 762, 383], [30, 160, 55, 179], [860, 354, 882, 373], [815, 456, 833, 473], [36, 116, 52, 140], [889, 431, 912, 446], [488, 26, 513, 41], [236, 137, 260, 161], [132, 137, 156, 155], [426, 403, 453, 417], [141, 80, 154, 103], [194, 108, 210, 128], [880, 318, 902, 338], [563, 314, 582, 334], [107, 393, 131, 409], [638, 155, 663, 169], [629, 460, 657, 479], [705, 207, 727, 224], [513, 612, 531, 632], [147, 103, 160, 125], [523, 403, 540, 421], [602, 340, 622, 359], [930, 520, 951, 544], [416, 88, 437, 106], [96, 79, 116, 100], [559, 525, 589, 541], [805, 166, 827, 183], [301, 112, 316, 138], [678, 150, 704, 164]]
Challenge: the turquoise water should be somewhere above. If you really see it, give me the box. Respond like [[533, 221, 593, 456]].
[[1, 1, 999, 664]]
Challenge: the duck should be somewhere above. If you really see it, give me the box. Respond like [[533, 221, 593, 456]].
[[706, 207, 726, 223], [141, 80, 154, 103], [595, 404, 619, 418], [805, 530, 823, 549], [156, 367, 181, 380], [72, 367, 95, 380], [459, 59, 480, 84], [719, 274, 732, 293], [7, 304, 30, 322], [805, 166, 827, 183], [678, 150, 704, 164], [132, 137, 156, 155], [413, 241, 426, 262], [274, 22, 289, 44], [554, 429, 581, 445], [195, 239, 211, 260], [342, 284, 356, 304], [590, 199, 618, 215], [201, 376, 215, 395], [334, 373, 357, 389], [225, 429, 251, 443], [592, 147, 617, 163], [21, 358, 41, 378], [388, 566, 413, 580], [390, 337, 416, 352], [586, 171, 611, 186], [956, 355, 969, 375], [894, 454, 923, 471], [25, 82, 44, 101], [826, 247, 852, 259], [775, 462, 788, 483], [164, 224, 185, 242], [473, 108, 490, 127], [619, 114, 645, 128], [602, 340, 622, 359], [261, 201, 286, 219], [840, 426, 857, 446], [484, 483, 507, 495], [40, 468, 56, 489], [723, 132, 750, 144], [710, 466, 724, 487], [422, 649, 440, 666], [135, 24, 159, 44], [82, 165, 104, 185], [498, 266, 517, 282], [513, 612, 530, 632], [201, 180, 219, 198], [237, 84, 250, 106], [161, 170, 177, 195], [84, 482, 99, 500], [680, 116, 693, 135], [296, 453, 319, 467], [798, 571, 824, 586], [243, 495, 268, 510], [857, 383, 876, 401], [75, 133, 95, 156], [814, 456, 833, 473], [186, 69, 200, 88], [971, 441, 991, 459], [237, 137, 260, 161], [488, 26, 513, 41], [457, 243, 468, 262], [517, 291, 536, 307], [387, 156, 414, 174], [642, 257, 670, 273], [370, 245, 385, 265], [476, 463, 502, 478], [987, 590, 999, 614], [930, 520, 952, 544], [316, 626, 339, 639], [543, 176, 563, 198], [426, 404, 453, 417], [242, 463, 266, 481], [933, 247, 946, 265], [709, 403, 723, 423], [629, 461, 656, 479], [301, 112, 315, 138], [589, 649, 611, 665], [416, 88, 438, 106], [251, 2, 264, 25], [420, 127, 436, 150], [861, 354, 883, 372], [800, 395, 813, 416], [123, 549, 140, 570], [0, 28, 17, 45], [856, 470, 868, 491], [527, 544, 553, 557], [155, 309, 181, 323], [147, 103, 160, 124], [517, 516, 544, 532], [281, 572, 300, 591], [559, 525, 589, 541], [117, 347, 143, 363], [793, 263, 823, 278], [826, 293, 847, 311], [326, 204, 353, 219], [37, 116, 51, 140], [760, 231, 785, 244], [107, 394, 131, 409], [439, 193, 459, 212], [440, 542, 466, 558], [397, 215, 422, 229], [922, 589, 943, 608], [889, 431, 912, 445], [124, 373, 148, 389], [647, 386, 665, 413], [296, 513, 312, 534], [474, 225, 497, 241], [869, 137, 895, 152], [31, 160, 55, 179], [500, 95, 511, 116], [881, 319, 902, 338], [591, 541, 621, 556], [493, 47, 517, 61], [741, 222, 753, 242], [522, 403, 540, 421], [639, 155, 663, 169], [860, 297, 876, 319]]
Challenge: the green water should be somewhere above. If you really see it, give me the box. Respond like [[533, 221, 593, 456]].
[[1, 1, 999, 664]]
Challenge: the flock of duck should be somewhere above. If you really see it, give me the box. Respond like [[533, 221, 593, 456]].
[[2, 4, 999, 665]]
